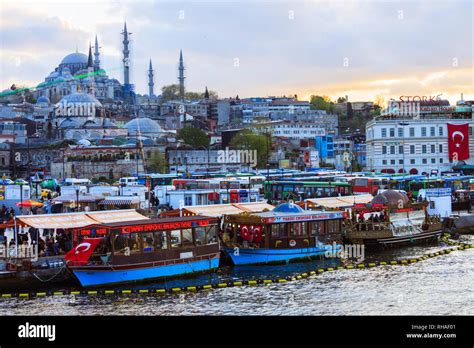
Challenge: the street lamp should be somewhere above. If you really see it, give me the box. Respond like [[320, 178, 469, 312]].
[[75, 187, 80, 212]]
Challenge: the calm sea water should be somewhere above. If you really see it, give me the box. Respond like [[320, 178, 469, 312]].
[[1, 236, 473, 316]]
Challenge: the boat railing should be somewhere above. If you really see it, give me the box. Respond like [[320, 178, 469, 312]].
[[351, 222, 391, 231], [68, 251, 218, 268]]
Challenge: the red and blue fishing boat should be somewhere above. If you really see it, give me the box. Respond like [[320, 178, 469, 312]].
[[220, 203, 346, 265], [65, 216, 220, 287]]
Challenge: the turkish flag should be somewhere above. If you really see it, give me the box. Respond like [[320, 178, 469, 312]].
[[448, 123, 469, 160], [65, 238, 103, 265]]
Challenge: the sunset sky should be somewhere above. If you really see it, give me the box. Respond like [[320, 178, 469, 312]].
[[0, 0, 472, 105]]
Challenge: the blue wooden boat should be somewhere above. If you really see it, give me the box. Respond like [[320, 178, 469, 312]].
[[65, 216, 220, 287], [220, 203, 345, 265]]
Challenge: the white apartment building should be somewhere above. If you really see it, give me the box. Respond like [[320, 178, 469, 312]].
[[251, 121, 326, 143], [366, 98, 474, 175]]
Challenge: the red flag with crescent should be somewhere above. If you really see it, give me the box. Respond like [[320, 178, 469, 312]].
[[447, 123, 469, 160], [65, 238, 102, 265]]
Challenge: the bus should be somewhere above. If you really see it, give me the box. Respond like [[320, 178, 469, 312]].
[[62, 178, 91, 186], [264, 180, 352, 201], [351, 177, 390, 195]]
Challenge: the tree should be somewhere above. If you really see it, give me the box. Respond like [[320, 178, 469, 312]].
[[310, 95, 334, 113], [177, 127, 210, 148], [148, 151, 168, 173], [160, 84, 218, 102], [337, 96, 347, 103], [229, 129, 270, 169], [160, 84, 181, 102]]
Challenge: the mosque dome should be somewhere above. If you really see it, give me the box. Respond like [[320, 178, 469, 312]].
[[36, 96, 50, 105], [273, 202, 305, 213], [372, 190, 409, 206], [124, 117, 163, 136], [58, 93, 102, 108], [59, 118, 79, 129], [60, 52, 88, 65]]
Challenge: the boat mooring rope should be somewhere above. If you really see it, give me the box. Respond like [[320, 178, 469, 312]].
[[1, 235, 471, 299]]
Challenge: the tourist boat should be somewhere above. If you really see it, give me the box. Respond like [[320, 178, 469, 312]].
[[65, 215, 220, 287], [220, 202, 346, 265], [344, 190, 442, 248]]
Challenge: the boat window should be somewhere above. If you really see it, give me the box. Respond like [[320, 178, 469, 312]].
[[128, 233, 141, 253], [289, 222, 306, 237], [327, 220, 340, 235], [309, 221, 324, 236], [113, 234, 127, 254], [170, 230, 182, 248], [142, 232, 154, 252], [182, 228, 193, 247], [153, 231, 167, 249], [194, 227, 206, 245], [271, 224, 286, 238], [206, 225, 217, 244]]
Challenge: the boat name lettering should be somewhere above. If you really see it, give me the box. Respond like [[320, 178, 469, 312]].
[[121, 220, 210, 233]]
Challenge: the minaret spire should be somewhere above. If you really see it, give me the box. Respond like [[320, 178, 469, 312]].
[[204, 86, 209, 99], [121, 21, 131, 85], [93, 34, 101, 70], [87, 42, 93, 68], [148, 59, 154, 96], [178, 49, 185, 101]]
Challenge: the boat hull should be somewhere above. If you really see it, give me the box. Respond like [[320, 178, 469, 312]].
[[70, 257, 220, 287], [223, 245, 339, 266]]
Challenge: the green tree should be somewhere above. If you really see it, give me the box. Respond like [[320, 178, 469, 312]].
[[160, 84, 218, 102], [310, 95, 334, 113], [229, 129, 270, 169], [177, 127, 210, 148], [148, 151, 168, 173]]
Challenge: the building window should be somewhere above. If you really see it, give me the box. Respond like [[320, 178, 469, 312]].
[[409, 127, 415, 137], [440, 158, 443, 163], [399, 159, 404, 164], [382, 160, 387, 165], [390, 146, 395, 154], [389, 128, 395, 137], [422, 145, 427, 154], [430, 127, 435, 136], [410, 145, 415, 154], [439, 127, 443, 136], [399, 145, 403, 154], [390, 159, 395, 165], [439, 144, 443, 153], [382, 146, 387, 154], [422, 158, 427, 164], [410, 159, 415, 164], [421, 127, 426, 136], [398, 128, 403, 137], [381, 128, 387, 137], [470, 127, 473, 136], [431, 158, 436, 164], [431, 144, 435, 153]]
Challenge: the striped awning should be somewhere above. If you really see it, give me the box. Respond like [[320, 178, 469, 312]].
[[99, 198, 139, 206]]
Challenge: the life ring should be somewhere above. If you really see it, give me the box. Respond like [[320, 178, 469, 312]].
[[252, 226, 263, 243], [289, 239, 296, 247], [241, 226, 251, 241]]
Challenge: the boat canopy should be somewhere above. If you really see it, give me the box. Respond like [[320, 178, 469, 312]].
[[16, 209, 148, 229], [304, 194, 373, 209], [167, 202, 274, 218]]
